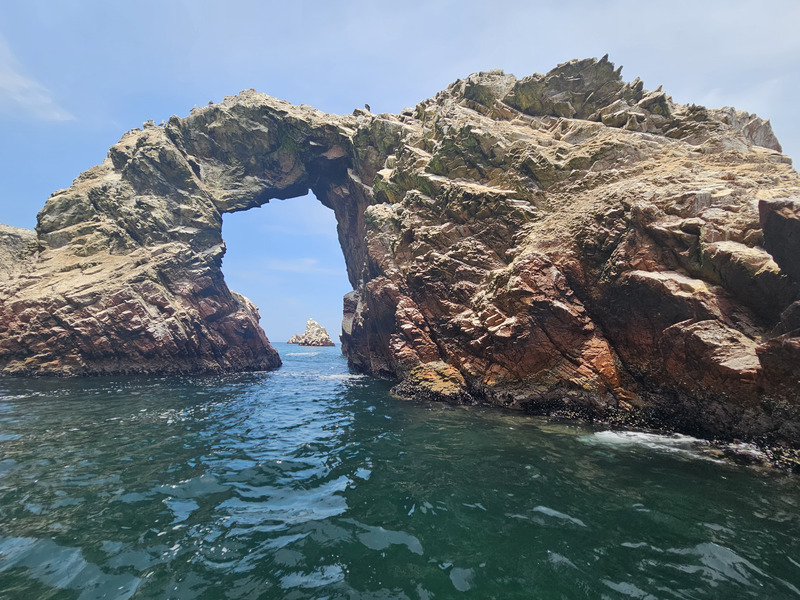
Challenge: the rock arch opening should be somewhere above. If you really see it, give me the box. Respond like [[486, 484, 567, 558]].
[[220, 192, 351, 344]]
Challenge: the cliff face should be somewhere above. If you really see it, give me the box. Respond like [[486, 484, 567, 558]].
[[1, 56, 798, 445], [287, 318, 335, 346]]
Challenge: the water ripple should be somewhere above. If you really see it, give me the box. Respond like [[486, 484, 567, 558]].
[[0, 344, 798, 598]]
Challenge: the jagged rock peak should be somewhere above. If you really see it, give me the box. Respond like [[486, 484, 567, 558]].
[[287, 319, 335, 347], [422, 55, 781, 152]]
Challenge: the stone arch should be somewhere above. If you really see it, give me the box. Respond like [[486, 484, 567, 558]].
[[4, 92, 385, 375], [2, 60, 798, 449]]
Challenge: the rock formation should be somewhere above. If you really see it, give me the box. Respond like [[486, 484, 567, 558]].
[[287, 318, 335, 346], [1, 56, 799, 450]]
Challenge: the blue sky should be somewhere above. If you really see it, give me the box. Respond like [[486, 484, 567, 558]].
[[1, 0, 798, 341]]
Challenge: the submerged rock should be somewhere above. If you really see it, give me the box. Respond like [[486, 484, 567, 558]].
[[287, 318, 335, 346], [1, 56, 799, 449]]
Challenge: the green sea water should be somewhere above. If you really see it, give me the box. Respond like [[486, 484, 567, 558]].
[[0, 343, 798, 599]]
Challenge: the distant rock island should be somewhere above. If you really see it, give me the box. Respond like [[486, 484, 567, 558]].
[[287, 319, 335, 347], [0, 56, 798, 456]]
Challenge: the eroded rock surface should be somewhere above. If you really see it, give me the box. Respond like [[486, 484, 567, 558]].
[[1, 56, 799, 448], [0, 225, 38, 280], [288, 318, 335, 346]]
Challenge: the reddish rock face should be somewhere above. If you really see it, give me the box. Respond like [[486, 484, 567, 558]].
[[1, 57, 799, 447]]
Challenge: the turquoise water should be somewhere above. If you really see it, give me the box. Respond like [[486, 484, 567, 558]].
[[0, 343, 798, 599]]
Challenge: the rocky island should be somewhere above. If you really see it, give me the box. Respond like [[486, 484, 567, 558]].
[[287, 318, 335, 346], [0, 56, 798, 455]]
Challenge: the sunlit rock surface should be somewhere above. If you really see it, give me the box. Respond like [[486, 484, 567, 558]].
[[287, 318, 335, 346], [1, 56, 798, 447]]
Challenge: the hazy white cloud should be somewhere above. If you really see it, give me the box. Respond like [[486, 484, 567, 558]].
[[0, 36, 73, 121], [229, 258, 342, 280], [263, 258, 341, 275]]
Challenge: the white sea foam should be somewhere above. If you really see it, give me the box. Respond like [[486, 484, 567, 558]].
[[725, 442, 768, 460], [583, 430, 721, 462], [592, 430, 705, 447], [0, 394, 32, 401], [316, 373, 366, 381], [274, 372, 366, 382]]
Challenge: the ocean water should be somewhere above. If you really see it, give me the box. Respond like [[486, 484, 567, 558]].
[[0, 343, 798, 599]]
